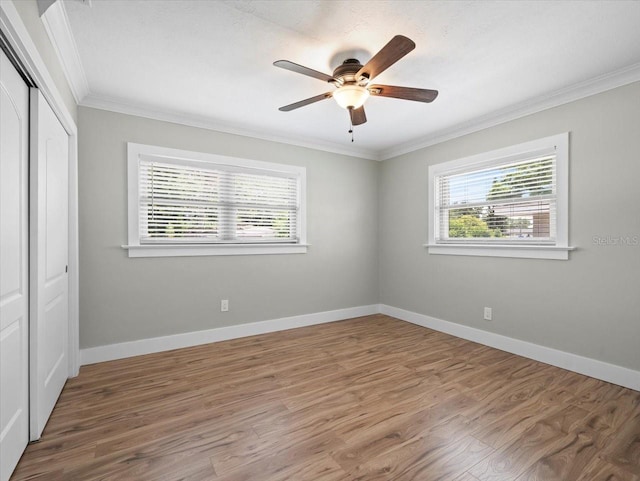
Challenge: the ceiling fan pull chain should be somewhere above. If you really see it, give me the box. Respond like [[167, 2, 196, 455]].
[[348, 109, 354, 142]]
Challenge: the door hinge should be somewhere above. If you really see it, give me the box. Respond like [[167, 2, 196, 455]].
[[65, 265, 68, 273]]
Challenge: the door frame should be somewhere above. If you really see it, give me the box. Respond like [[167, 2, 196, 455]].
[[0, 1, 79, 377]]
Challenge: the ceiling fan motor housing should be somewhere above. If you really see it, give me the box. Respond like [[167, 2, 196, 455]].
[[332, 59, 366, 85]]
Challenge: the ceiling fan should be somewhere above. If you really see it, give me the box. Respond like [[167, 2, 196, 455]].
[[274, 35, 438, 134]]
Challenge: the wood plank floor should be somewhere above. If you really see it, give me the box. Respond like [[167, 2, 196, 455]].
[[12, 315, 640, 481]]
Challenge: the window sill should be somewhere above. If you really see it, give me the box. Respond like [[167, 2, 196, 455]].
[[424, 243, 575, 260], [122, 243, 309, 258]]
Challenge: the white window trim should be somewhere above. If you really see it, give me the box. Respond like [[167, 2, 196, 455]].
[[124, 143, 308, 258], [426, 133, 574, 260]]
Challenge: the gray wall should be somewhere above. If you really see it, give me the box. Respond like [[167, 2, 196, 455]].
[[12, 0, 78, 122], [78, 107, 379, 348], [79, 82, 639, 372], [379, 81, 640, 371]]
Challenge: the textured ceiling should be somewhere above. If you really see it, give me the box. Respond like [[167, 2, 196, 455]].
[[62, 0, 640, 159]]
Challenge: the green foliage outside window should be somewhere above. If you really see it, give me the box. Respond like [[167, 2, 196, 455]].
[[449, 215, 501, 238]]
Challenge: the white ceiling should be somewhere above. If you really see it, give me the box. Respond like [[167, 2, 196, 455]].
[[54, 0, 640, 159]]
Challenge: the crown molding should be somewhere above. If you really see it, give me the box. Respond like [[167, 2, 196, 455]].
[[36, 0, 57, 16], [80, 93, 378, 160], [81, 62, 640, 163], [0, 0, 76, 133], [39, 0, 376, 160], [39, 0, 640, 162], [40, 0, 90, 103], [379, 62, 640, 160]]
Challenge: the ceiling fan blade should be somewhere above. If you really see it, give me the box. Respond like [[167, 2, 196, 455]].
[[278, 92, 333, 112], [274, 60, 335, 83], [349, 106, 367, 126], [356, 35, 415, 81], [369, 84, 439, 103]]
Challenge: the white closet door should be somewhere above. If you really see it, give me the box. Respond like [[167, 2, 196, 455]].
[[0, 49, 30, 481], [29, 90, 69, 440]]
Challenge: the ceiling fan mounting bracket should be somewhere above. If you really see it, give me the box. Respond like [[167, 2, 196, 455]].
[[332, 58, 364, 85]]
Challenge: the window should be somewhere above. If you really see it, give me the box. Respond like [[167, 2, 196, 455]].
[[125, 143, 307, 257], [427, 133, 572, 259]]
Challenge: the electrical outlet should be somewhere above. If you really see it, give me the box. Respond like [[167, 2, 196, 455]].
[[484, 307, 492, 321], [221, 299, 229, 312]]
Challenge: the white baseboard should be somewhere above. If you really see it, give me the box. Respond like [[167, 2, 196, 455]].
[[81, 303, 638, 392], [80, 304, 381, 365], [381, 304, 640, 392]]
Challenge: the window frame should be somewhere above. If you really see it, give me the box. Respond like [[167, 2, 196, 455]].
[[125, 143, 308, 258], [426, 133, 573, 260]]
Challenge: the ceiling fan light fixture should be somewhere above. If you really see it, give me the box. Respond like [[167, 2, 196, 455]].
[[333, 85, 370, 110]]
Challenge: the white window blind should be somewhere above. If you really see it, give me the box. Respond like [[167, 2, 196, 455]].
[[427, 133, 571, 259], [435, 154, 557, 244], [139, 159, 300, 244]]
